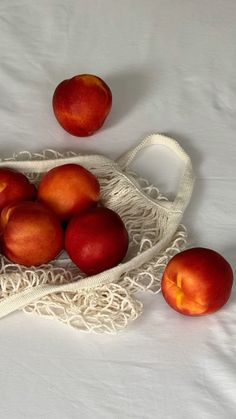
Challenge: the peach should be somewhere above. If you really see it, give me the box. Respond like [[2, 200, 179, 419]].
[[1, 201, 63, 266], [161, 247, 234, 316], [52, 74, 112, 137], [37, 163, 100, 220], [64, 207, 129, 275], [0, 168, 36, 212]]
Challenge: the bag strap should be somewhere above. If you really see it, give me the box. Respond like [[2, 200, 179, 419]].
[[116, 133, 195, 213], [0, 268, 119, 320]]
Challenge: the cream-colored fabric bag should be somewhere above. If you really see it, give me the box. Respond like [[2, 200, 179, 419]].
[[0, 134, 194, 333]]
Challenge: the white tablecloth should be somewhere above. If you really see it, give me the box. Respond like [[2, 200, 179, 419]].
[[1, 1, 236, 418]]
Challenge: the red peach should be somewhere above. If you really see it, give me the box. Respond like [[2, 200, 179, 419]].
[[161, 247, 234, 316], [1, 201, 63, 266], [65, 207, 129, 275], [0, 168, 36, 212], [52, 74, 112, 137], [37, 163, 100, 220]]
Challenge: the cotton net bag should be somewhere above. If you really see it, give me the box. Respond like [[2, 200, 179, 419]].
[[0, 134, 194, 333]]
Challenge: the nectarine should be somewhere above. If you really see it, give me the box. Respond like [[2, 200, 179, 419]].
[[64, 207, 129, 275], [161, 247, 234, 316], [0, 168, 36, 212], [1, 201, 63, 266], [37, 163, 100, 220], [52, 74, 112, 136]]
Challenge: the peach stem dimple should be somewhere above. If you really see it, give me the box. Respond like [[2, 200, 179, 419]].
[[176, 289, 184, 308], [176, 273, 182, 289]]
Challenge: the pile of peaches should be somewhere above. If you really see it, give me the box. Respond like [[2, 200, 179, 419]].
[[0, 72, 233, 318], [0, 164, 129, 275]]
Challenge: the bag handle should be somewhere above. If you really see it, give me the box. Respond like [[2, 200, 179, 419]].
[[116, 133, 194, 213]]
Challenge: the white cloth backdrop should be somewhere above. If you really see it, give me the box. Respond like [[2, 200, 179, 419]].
[[1, 1, 236, 418]]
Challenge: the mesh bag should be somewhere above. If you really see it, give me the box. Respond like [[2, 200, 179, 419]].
[[0, 134, 194, 333]]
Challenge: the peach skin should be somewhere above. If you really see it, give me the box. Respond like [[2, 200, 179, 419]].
[[37, 163, 100, 220], [52, 74, 112, 137], [1, 201, 63, 266], [65, 207, 129, 275], [0, 168, 36, 212], [161, 247, 233, 316]]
